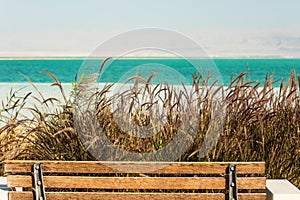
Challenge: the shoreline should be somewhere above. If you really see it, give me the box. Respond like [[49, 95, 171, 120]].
[[0, 82, 283, 102]]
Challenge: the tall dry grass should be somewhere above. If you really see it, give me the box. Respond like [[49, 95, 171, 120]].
[[0, 66, 299, 187]]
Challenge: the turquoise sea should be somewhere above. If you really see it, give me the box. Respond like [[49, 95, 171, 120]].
[[0, 58, 299, 87]]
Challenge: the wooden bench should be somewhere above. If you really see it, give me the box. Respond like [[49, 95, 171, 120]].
[[4, 160, 266, 200]]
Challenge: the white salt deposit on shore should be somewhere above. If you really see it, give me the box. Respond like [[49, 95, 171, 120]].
[[0, 83, 73, 126]]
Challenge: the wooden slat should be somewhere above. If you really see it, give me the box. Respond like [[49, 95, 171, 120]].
[[238, 193, 266, 200], [8, 192, 266, 200], [8, 192, 267, 200], [7, 175, 266, 190], [237, 177, 266, 189], [7, 176, 226, 189], [4, 160, 265, 174], [7, 175, 31, 187], [9, 192, 226, 200]]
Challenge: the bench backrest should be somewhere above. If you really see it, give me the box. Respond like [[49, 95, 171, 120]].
[[4, 160, 266, 200]]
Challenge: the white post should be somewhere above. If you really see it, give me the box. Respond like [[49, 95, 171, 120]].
[[267, 179, 300, 200]]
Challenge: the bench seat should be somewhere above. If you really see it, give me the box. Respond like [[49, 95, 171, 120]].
[[4, 161, 266, 200]]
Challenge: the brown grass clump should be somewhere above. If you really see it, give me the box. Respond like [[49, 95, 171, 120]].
[[0, 73, 94, 164], [0, 63, 299, 187]]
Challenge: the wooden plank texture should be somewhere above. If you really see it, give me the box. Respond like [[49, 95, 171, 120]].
[[8, 192, 225, 200], [238, 193, 266, 200], [237, 177, 266, 189], [7, 176, 226, 189], [7, 175, 265, 190], [8, 192, 266, 200], [4, 160, 265, 174]]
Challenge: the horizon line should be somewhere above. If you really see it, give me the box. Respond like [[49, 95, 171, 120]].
[[1, 55, 300, 60]]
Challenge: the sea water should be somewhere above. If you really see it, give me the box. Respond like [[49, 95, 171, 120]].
[[0, 58, 299, 103], [0, 58, 299, 84]]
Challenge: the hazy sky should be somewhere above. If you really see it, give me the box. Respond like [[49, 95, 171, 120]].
[[1, 0, 300, 57]]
